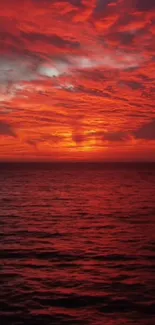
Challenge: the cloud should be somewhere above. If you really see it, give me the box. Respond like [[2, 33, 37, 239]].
[[134, 0, 155, 12], [0, 50, 142, 99], [72, 129, 130, 145], [0, 106, 12, 115], [72, 132, 85, 144], [94, 0, 115, 16], [120, 80, 143, 90], [0, 0, 154, 161], [103, 131, 129, 142], [0, 56, 37, 85], [0, 121, 16, 137], [38, 60, 69, 78], [21, 32, 80, 49], [38, 51, 142, 81], [55, 83, 75, 91], [70, 52, 142, 70], [134, 120, 155, 140], [27, 133, 64, 147]]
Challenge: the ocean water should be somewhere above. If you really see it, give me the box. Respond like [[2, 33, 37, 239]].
[[0, 163, 155, 325]]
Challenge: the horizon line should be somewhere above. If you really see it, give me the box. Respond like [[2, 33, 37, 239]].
[[0, 160, 155, 164]]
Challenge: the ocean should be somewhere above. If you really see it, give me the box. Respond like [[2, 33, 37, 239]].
[[0, 163, 155, 325]]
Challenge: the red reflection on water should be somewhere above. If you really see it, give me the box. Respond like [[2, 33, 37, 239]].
[[0, 165, 155, 324]]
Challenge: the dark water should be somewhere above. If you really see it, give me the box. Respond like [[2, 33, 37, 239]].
[[0, 163, 155, 325]]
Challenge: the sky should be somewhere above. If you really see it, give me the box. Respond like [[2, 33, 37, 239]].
[[0, 0, 155, 162]]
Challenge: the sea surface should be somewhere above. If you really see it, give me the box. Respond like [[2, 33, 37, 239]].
[[0, 163, 155, 325]]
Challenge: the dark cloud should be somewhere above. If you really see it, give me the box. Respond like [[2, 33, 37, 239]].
[[78, 85, 112, 98], [0, 31, 20, 45], [33, 0, 83, 6], [72, 132, 85, 144], [120, 32, 135, 45], [0, 106, 12, 115], [0, 121, 16, 137], [121, 80, 143, 90], [133, 0, 155, 12], [68, 0, 82, 6], [108, 31, 135, 46], [27, 134, 63, 146], [22, 32, 80, 49], [103, 131, 129, 142], [134, 120, 155, 140], [94, 0, 115, 15]]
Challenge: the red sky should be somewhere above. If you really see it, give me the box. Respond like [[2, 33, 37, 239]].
[[0, 0, 155, 161]]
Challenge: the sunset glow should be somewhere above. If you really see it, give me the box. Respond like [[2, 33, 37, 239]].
[[0, 0, 155, 161]]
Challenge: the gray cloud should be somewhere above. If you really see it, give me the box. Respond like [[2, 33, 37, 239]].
[[22, 32, 80, 49], [0, 121, 16, 137], [32, 0, 83, 6], [72, 132, 85, 144], [27, 133, 64, 146], [134, 120, 155, 140], [134, 0, 155, 12], [103, 131, 129, 142], [0, 56, 37, 85], [0, 106, 12, 115], [120, 80, 143, 90], [72, 130, 130, 145], [94, 0, 115, 16], [107, 31, 136, 46]]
